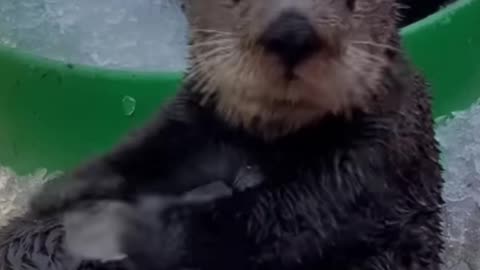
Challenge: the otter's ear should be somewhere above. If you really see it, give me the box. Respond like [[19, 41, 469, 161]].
[[62, 201, 132, 262]]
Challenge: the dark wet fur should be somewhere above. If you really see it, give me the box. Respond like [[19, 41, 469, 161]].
[[135, 55, 444, 270], [1, 2, 446, 270], [23, 48, 444, 270]]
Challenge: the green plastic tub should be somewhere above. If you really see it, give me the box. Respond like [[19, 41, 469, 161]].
[[0, 0, 479, 175]]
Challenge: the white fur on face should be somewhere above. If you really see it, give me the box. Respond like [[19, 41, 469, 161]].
[[185, 0, 395, 138], [189, 39, 387, 138]]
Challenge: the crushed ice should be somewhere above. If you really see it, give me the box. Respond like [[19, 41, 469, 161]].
[[436, 100, 480, 270], [0, 0, 188, 71], [0, 166, 61, 227]]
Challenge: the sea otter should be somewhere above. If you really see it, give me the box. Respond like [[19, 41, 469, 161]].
[[2, 0, 445, 270]]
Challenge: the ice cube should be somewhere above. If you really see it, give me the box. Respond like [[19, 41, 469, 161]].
[[0, 0, 188, 71], [436, 99, 480, 270], [0, 166, 60, 227]]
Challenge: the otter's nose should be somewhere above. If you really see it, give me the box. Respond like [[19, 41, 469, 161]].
[[259, 11, 321, 68]]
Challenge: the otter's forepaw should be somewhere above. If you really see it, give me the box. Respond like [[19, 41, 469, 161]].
[[29, 163, 124, 218], [126, 194, 228, 270], [63, 193, 227, 270]]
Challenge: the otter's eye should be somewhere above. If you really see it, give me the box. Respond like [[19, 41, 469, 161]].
[[346, 0, 356, 10]]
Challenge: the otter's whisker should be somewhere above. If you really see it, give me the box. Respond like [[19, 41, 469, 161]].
[[193, 46, 235, 62], [193, 44, 233, 57], [190, 33, 234, 40], [232, 50, 249, 80], [351, 40, 400, 52], [313, 18, 338, 24], [190, 29, 234, 36], [186, 66, 214, 94], [189, 39, 234, 49], [314, 17, 342, 25], [205, 52, 235, 69], [339, 61, 373, 96], [244, 55, 259, 83], [186, 62, 212, 83], [339, 54, 375, 82], [187, 51, 235, 92], [347, 46, 386, 64]]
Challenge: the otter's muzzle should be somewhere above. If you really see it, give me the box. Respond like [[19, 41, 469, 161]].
[[259, 11, 321, 69]]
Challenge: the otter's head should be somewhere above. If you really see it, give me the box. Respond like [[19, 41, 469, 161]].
[[183, 0, 400, 138]]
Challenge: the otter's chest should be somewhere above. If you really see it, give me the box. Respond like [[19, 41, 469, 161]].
[[230, 136, 340, 189], [221, 128, 400, 217]]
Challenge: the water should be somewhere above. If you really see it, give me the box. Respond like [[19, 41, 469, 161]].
[[0, 166, 60, 227], [0, 0, 188, 72], [436, 100, 480, 270], [122, 96, 137, 116]]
